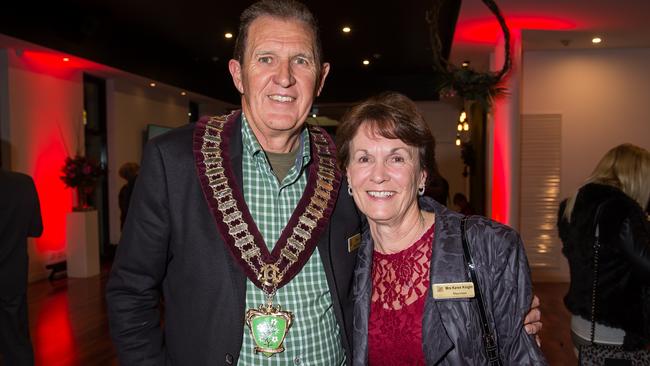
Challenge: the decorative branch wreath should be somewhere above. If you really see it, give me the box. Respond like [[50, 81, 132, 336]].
[[427, 0, 511, 110]]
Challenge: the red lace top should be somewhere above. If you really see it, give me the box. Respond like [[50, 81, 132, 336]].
[[368, 223, 435, 366]]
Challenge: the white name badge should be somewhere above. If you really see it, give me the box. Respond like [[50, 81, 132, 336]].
[[432, 282, 475, 299]]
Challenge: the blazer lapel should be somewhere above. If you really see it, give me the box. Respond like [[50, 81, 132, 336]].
[[422, 201, 464, 365]]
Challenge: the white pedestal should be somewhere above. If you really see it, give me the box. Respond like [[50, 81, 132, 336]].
[[65, 210, 100, 278]]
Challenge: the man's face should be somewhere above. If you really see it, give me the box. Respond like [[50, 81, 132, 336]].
[[229, 16, 330, 145]]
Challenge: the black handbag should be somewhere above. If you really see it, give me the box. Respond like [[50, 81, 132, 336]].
[[461, 217, 503, 366], [578, 202, 650, 366]]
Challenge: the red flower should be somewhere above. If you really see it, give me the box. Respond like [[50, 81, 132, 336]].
[[60, 155, 104, 189]]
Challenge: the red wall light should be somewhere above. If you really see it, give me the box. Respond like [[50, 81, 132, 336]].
[[454, 16, 575, 45], [17, 50, 103, 79]]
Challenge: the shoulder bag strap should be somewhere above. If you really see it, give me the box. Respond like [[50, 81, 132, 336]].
[[461, 216, 503, 366], [589, 201, 609, 344]]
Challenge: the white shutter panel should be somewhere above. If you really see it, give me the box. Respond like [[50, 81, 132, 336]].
[[520, 114, 562, 270]]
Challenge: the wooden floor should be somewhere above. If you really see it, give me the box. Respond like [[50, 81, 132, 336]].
[[11, 267, 576, 365]]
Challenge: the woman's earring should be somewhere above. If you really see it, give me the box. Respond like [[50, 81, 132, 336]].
[[418, 186, 425, 196], [348, 186, 353, 196]]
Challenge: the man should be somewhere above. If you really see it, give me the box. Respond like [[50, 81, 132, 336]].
[[107, 1, 541, 365], [0, 168, 43, 366], [108, 1, 359, 364]]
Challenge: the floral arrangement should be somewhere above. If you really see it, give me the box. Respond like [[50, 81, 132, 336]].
[[60, 155, 104, 189]]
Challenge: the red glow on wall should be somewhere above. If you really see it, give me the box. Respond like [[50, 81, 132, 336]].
[[18, 50, 103, 79], [491, 95, 510, 224], [488, 29, 522, 225], [34, 291, 78, 365], [454, 16, 575, 45], [33, 142, 71, 253], [10, 48, 87, 254]]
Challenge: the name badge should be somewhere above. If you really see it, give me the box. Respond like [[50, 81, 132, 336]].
[[347, 233, 361, 252], [432, 282, 475, 299]]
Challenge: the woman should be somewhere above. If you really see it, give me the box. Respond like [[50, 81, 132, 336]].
[[336, 92, 546, 365], [558, 144, 650, 350]]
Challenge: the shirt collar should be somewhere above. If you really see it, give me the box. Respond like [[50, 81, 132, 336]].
[[241, 113, 311, 167]]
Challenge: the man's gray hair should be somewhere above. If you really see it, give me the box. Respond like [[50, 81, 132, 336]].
[[233, 0, 323, 69]]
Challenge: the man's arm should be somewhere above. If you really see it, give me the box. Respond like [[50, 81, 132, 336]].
[[106, 141, 171, 365]]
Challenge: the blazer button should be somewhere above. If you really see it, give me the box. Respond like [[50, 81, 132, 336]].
[[225, 353, 234, 365]]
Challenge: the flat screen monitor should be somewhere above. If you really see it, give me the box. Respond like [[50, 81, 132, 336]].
[[145, 124, 173, 141]]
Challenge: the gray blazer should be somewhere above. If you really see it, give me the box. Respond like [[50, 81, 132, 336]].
[[352, 198, 547, 365]]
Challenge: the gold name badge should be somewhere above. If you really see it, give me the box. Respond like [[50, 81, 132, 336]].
[[347, 233, 361, 252], [432, 282, 475, 299]]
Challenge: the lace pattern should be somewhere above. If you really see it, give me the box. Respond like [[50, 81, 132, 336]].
[[368, 223, 435, 365]]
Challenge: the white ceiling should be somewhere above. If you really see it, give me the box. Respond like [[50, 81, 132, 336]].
[[450, 0, 650, 70]]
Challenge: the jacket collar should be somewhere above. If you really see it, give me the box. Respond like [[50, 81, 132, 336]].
[[354, 197, 459, 365], [422, 197, 461, 364]]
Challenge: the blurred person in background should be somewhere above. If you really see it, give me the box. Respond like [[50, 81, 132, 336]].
[[0, 168, 43, 366], [558, 143, 650, 350], [452, 192, 475, 215]]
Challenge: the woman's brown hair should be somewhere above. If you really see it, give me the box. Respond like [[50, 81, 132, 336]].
[[335, 91, 438, 183]]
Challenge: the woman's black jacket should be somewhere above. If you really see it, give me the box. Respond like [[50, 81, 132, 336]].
[[558, 183, 650, 348]]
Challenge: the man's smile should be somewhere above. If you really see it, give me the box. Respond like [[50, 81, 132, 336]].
[[268, 94, 296, 102]]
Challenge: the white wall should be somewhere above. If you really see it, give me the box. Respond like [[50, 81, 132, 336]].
[[523, 48, 650, 201], [522, 47, 650, 281], [106, 81, 235, 244], [107, 80, 191, 244], [416, 101, 467, 205]]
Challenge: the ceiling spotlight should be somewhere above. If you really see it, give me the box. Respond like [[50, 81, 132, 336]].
[[362, 59, 370, 66], [149, 82, 156, 87], [592, 37, 602, 44], [62, 57, 70, 62], [181, 91, 187, 96], [225, 32, 233, 39], [342, 26, 351, 33]]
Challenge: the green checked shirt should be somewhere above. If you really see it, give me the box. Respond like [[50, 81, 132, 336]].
[[238, 115, 345, 366]]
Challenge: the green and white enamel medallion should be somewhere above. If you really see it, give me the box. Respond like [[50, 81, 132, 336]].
[[246, 301, 294, 357]]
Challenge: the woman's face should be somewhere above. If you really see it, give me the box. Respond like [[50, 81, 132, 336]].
[[346, 123, 427, 226]]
